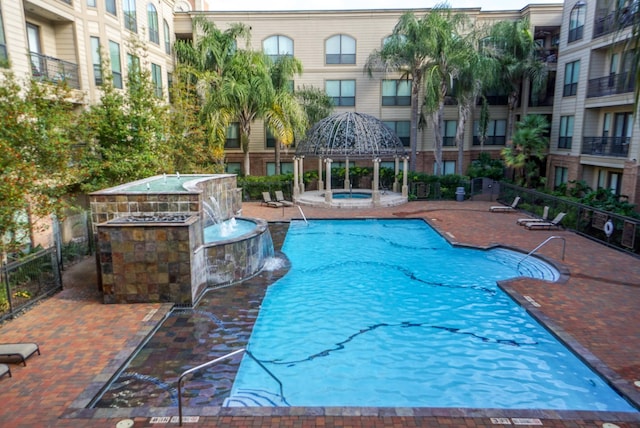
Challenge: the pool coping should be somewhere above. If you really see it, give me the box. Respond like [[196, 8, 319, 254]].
[[64, 218, 640, 422]]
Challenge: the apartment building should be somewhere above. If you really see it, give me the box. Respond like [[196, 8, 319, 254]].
[[174, 6, 563, 178], [548, 0, 639, 205], [4, 2, 638, 206], [0, 0, 176, 104]]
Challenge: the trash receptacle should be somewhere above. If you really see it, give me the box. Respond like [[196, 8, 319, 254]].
[[455, 186, 465, 202]]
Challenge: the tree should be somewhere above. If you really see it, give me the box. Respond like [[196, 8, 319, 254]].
[[78, 39, 170, 191], [501, 114, 549, 187], [295, 85, 334, 128], [0, 73, 80, 256], [267, 56, 307, 175], [173, 17, 251, 173], [485, 19, 548, 143]]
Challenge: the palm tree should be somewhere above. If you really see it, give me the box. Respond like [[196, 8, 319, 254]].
[[501, 114, 549, 187], [267, 56, 307, 175], [485, 19, 548, 144]]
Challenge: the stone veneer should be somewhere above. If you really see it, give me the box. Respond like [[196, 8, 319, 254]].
[[90, 175, 272, 305]]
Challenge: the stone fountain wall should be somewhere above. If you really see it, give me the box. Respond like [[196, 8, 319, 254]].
[[90, 174, 252, 305]]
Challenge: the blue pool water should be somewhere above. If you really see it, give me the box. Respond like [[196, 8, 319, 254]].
[[332, 192, 372, 199], [203, 218, 256, 242], [229, 219, 636, 412]]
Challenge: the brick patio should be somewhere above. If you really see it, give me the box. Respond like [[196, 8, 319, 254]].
[[0, 200, 639, 427]]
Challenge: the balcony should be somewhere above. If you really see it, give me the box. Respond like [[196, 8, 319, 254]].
[[581, 136, 630, 157], [593, 7, 638, 38], [30, 52, 79, 89], [586, 72, 635, 98]]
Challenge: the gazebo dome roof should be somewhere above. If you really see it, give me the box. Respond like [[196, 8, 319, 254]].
[[295, 112, 408, 159]]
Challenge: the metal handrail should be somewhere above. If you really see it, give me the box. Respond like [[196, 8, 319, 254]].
[[297, 205, 308, 225], [517, 236, 565, 270], [177, 348, 286, 426], [178, 349, 244, 425]]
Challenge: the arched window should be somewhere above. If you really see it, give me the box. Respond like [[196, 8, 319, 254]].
[[263, 35, 293, 62], [568, 1, 586, 43], [325, 34, 355, 64], [148, 3, 159, 44]]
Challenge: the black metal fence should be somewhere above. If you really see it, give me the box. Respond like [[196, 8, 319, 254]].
[[499, 183, 640, 256], [1, 248, 62, 322]]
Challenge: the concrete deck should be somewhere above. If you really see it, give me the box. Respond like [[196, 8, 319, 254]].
[[0, 200, 639, 427]]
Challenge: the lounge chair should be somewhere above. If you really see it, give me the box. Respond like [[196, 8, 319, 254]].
[[274, 190, 294, 206], [261, 192, 283, 208], [0, 363, 10, 379], [0, 343, 40, 366], [524, 212, 566, 230], [517, 206, 550, 225], [490, 196, 521, 212]]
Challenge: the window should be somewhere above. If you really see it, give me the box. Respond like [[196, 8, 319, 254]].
[[27, 24, 43, 75], [263, 35, 293, 61], [382, 80, 411, 106], [554, 166, 568, 188], [87, 0, 97, 7], [473, 119, 506, 145], [0, 5, 8, 66], [558, 116, 574, 149], [90, 37, 102, 85], [163, 20, 171, 54], [167, 72, 173, 102], [106, 0, 116, 15], [123, 0, 137, 33], [382, 121, 410, 147], [267, 162, 294, 175], [148, 4, 159, 44], [151, 63, 162, 98], [326, 80, 355, 106], [568, 2, 586, 43], [563, 60, 580, 97], [325, 35, 356, 64], [127, 53, 140, 87], [225, 123, 240, 149], [225, 162, 241, 174], [109, 41, 122, 88], [443, 120, 457, 146], [266, 128, 276, 148], [434, 161, 456, 175]]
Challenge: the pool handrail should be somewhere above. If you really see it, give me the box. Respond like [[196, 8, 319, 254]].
[[517, 235, 565, 271], [177, 348, 287, 426]]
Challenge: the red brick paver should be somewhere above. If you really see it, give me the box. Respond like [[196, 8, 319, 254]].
[[0, 200, 638, 427]]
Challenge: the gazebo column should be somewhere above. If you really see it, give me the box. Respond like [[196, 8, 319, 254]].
[[344, 156, 350, 190], [372, 158, 381, 206], [393, 156, 400, 192], [293, 156, 300, 200], [402, 157, 409, 198], [324, 158, 333, 205], [317, 158, 324, 191], [298, 156, 305, 194]]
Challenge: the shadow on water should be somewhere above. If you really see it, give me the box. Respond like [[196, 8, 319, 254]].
[[93, 223, 291, 408]]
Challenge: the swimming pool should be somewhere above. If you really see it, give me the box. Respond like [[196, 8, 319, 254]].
[[229, 219, 636, 412]]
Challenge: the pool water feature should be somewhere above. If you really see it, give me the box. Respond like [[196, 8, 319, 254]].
[[204, 218, 257, 242], [229, 219, 636, 412], [331, 192, 372, 199]]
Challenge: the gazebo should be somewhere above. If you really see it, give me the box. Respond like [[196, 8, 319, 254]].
[[292, 112, 409, 207]]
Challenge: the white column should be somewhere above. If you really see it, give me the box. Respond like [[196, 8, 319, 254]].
[[317, 157, 324, 191], [402, 157, 409, 198], [293, 156, 300, 200], [372, 158, 381, 206], [298, 156, 305, 194], [324, 158, 333, 204], [344, 156, 350, 190], [393, 157, 400, 192]]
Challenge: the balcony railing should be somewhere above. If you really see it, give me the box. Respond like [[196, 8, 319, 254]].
[[587, 71, 636, 98], [593, 7, 638, 37], [30, 52, 79, 89], [581, 136, 630, 157]]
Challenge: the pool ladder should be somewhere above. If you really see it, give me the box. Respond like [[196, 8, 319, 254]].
[[517, 236, 566, 270], [177, 348, 286, 426]]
